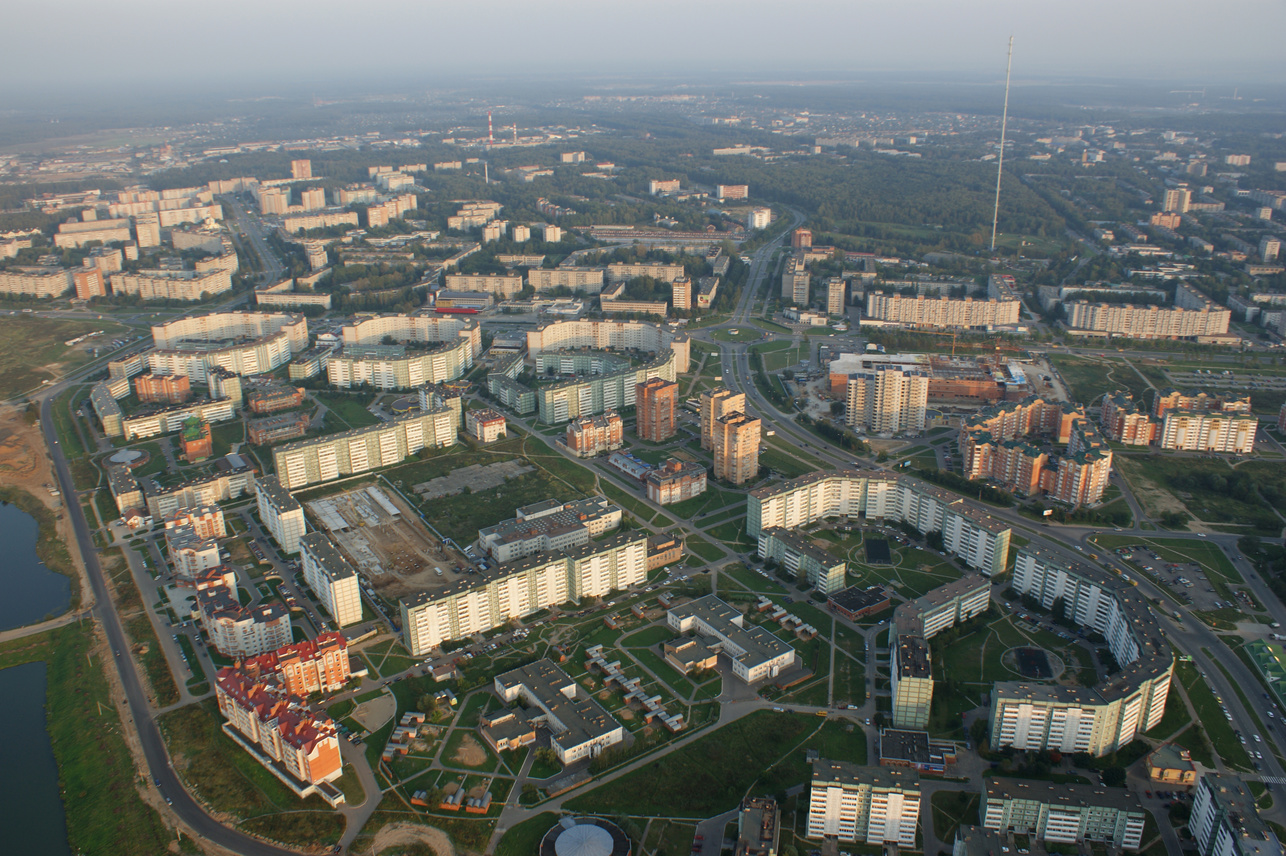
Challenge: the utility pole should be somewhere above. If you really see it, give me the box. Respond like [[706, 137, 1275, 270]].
[[990, 36, 1014, 254]]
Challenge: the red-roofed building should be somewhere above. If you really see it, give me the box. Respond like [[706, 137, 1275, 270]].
[[241, 632, 351, 696]]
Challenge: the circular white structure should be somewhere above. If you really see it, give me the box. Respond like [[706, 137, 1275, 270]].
[[554, 824, 614, 856], [108, 449, 143, 465]]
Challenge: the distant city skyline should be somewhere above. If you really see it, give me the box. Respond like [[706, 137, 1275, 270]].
[[5, 0, 1286, 100]]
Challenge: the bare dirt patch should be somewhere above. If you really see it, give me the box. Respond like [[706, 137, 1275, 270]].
[[1113, 456, 1191, 519], [371, 821, 456, 856], [451, 733, 487, 767]]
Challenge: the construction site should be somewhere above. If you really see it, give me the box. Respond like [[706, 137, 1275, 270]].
[[305, 484, 472, 600], [825, 350, 1037, 406]]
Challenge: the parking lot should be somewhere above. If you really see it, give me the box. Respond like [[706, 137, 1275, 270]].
[[1112, 545, 1223, 611]]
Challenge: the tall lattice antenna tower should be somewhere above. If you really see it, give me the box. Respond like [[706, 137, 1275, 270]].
[[990, 36, 1014, 253]]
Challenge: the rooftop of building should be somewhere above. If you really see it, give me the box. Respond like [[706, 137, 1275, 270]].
[[878, 728, 957, 765], [479, 496, 620, 550], [495, 659, 621, 750], [827, 585, 889, 613], [273, 405, 450, 454], [760, 527, 844, 568], [810, 758, 920, 791], [300, 532, 356, 581], [893, 634, 931, 678], [984, 778, 1144, 813], [669, 594, 794, 670], [1200, 774, 1280, 856]]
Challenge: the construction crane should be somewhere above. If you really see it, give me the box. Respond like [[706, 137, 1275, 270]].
[[912, 328, 959, 356]]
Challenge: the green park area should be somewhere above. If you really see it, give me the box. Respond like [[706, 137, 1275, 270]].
[[1112, 455, 1286, 535], [311, 391, 382, 428]]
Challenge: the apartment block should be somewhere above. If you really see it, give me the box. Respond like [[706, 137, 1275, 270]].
[[781, 256, 810, 304], [528, 267, 607, 294], [565, 411, 624, 457], [145, 312, 309, 382], [444, 272, 524, 299], [757, 528, 846, 594], [165, 504, 226, 540], [246, 383, 305, 414], [864, 291, 1021, 329], [701, 387, 746, 451], [249, 412, 311, 445], [255, 475, 306, 555], [110, 268, 233, 302], [134, 372, 192, 404], [826, 277, 847, 316], [983, 780, 1145, 850], [327, 338, 474, 390], [645, 458, 708, 506], [991, 549, 1173, 756], [747, 469, 1012, 577], [400, 535, 646, 655], [806, 761, 920, 848], [299, 533, 364, 628], [215, 668, 343, 795], [72, 267, 107, 300], [0, 266, 73, 298], [493, 660, 624, 765], [145, 464, 256, 520], [478, 496, 622, 563], [1065, 288, 1230, 340], [166, 525, 223, 579], [282, 211, 359, 234], [650, 179, 681, 194], [747, 208, 772, 230], [198, 577, 292, 659], [1159, 410, 1257, 454], [533, 350, 677, 424], [636, 377, 678, 441], [1100, 392, 1160, 445], [526, 318, 690, 372], [54, 218, 132, 248], [713, 411, 760, 485], [667, 595, 796, 683], [465, 408, 507, 443], [106, 463, 144, 515], [117, 398, 237, 441], [1191, 774, 1281, 856], [717, 184, 749, 200], [272, 407, 457, 490], [291, 159, 312, 180], [242, 632, 349, 696], [606, 261, 685, 283], [845, 367, 929, 435]]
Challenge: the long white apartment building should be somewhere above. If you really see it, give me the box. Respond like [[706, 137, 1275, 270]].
[[527, 267, 607, 293], [525, 318, 690, 373], [272, 407, 456, 490], [255, 475, 306, 555], [117, 398, 237, 441], [806, 761, 920, 849], [606, 261, 685, 283], [339, 311, 482, 357], [0, 266, 73, 298], [327, 337, 474, 390], [145, 463, 255, 519], [845, 366, 930, 434], [864, 289, 1021, 329], [478, 497, 622, 563], [299, 533, 364, 628], [983, 780, 1146, 850], [1191, 774, 1281, 856], [110, 268, 233, 302], [890, 575, 991, 729], [137, 312, 309, 382], [400, 533, 647, 656], [666, 595, 796, 684], [1159, 410, 1258, 454], [748, 469, 1012, 577], [444, 272, 524, 299], [1065, 283, 1230, 339], [990, 549, 1173, 757]]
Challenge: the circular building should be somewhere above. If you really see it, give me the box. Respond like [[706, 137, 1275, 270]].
[[107, 449, 148, 469], [541, 817, 631, 856], [390, 396, 418, 415]]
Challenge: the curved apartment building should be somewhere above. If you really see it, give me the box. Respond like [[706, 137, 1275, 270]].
[[525, 319, 690, 373], [145, 312, 310, 382], [339, 311, 481, 358]]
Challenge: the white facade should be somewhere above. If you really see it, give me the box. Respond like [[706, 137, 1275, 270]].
[[255, 475, 306, 555], [845, 368, 929, 434], [300, 533, 364, 628], [273, 408, 457, 490], [806, 762, 920, 849]]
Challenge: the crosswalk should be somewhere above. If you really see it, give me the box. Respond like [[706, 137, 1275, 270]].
[[1255, 775, 1286, 785]]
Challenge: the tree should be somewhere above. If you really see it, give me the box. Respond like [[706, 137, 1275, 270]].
[[534, 747, 559, 767], [1101, 766, 1126, 787]]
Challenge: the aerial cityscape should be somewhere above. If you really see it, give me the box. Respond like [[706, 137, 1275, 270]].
[[3, 6, 1286, 856]]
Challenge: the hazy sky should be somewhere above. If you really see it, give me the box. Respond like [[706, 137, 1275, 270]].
[[8, 0, 1286, 96]]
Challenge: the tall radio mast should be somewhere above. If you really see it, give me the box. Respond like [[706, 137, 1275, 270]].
[[990, 36, 1014, 253], [488, 111, 494, 146]]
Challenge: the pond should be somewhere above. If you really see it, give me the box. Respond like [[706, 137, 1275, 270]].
[[0, 661, 70, 854], [0, 501, 71, 631]]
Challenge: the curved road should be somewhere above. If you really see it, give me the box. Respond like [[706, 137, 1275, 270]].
[[40, 395, 308, 856]]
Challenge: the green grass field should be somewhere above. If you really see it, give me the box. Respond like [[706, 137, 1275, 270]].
[[0, 316, 130, 398], [311, 392, 381, 428]]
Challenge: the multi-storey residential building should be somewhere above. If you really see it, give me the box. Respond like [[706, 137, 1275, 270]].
[[533, 350, 677, 424], [1159, 410, 1257, 454], [477, 497, 622, 563], [272, 407, 457, 490], [781, 256, 810, 304], [0, 266, 73, 298], [1100, 392, 1160, 445], [166, 525, 222, 579], [826, 277, 847, 316], [72, 267, 106, 300], [636, 377, 678, 441], [493, 660, 624, 765], [747, 469, 1012, 577], [106, 463, 144, 515], [717, 184, 749, 200], [145, 464, 256, 519], [444, 272, 524, 299], [465, 408, 507, 443], [845, 367, 930, 434], [1153, 389, 1251, 417], [667, 595, 796, 683], [198, 577, 292, 659], [400, 534, 647, 655], [565, 411, 624, 457], [747, 208, 772, 230], [983, 780, 1145, 850], [758, 528, 846, 594], [714, 411, 760, 485], [215, 668, 343, 795], [340, 311, 482, 355], [890, 575, 991, 728], [525, 318, 690, 372], [246, 383, 306, 414], [960, 396, 1112, 505], [144, 312, 309, 382], [53, 217, 133, 249], [291, 159, 312, 180], [1279, 402, 1286, 434], [991, 549, 1173, 757], [645, 458, 708, 506], [248, 412, 311, 445], [327, 339, 474, 390], [134, 372, 192, 404], [700, 387, 745, 451], [299, 533, 363, 628], [256, 475, 306, 555], [1190, 774, 1282, 856], [115, 398, 237, 441], [282, 210, 358, 233], [864, 290, 1021, 329], [806, 761, 920, 848], [165, 504, 226, 539], [110, 268, 233, 302], [1065, 286, 1230, 339], [1162, 186, 1191, 213], [606, 262, 685, 283], [527, 267, 607, 293], [242, 632, 350, 696], [649, 179, 681, 194], [671, 276, 693, 312]]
